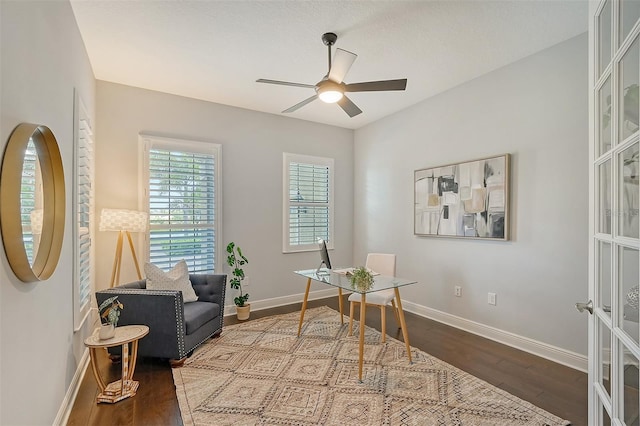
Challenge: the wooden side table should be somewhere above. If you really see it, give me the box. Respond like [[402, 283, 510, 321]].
[[84, 324, 149, 403]]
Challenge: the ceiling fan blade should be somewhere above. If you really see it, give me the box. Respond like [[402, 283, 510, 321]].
[[328, 48, 357, 83], [282, 95, 319, 113], [345, 79, 407, 92], [337, 95, 362, 118], [256, 79, 316, 89]]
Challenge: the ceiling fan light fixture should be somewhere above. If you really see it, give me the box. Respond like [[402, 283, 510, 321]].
[[316, 80, 344, 103], [318, 89, 343, 103]]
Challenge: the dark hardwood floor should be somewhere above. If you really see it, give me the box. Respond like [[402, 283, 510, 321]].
[[68, 295, 587, 425]]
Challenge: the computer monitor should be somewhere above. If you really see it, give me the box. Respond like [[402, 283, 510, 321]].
[[317, 239, 332, 274]]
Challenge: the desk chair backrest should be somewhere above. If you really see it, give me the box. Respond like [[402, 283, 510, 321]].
[[365, 253, 396, 277]]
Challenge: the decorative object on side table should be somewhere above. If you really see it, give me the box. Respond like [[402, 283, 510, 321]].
[[348, 266, 374, 292], [98, 295, 123, 340], [226, 242, 250, 320]]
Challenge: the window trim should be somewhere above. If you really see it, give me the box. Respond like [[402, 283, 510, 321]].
[[282, 152, 334, 253], [138, 134, 222, 272]]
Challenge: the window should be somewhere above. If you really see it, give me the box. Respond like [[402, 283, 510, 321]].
[[140, 135, 221, 273], [283, 153, 334, 252], [73, 94, 94, 331]]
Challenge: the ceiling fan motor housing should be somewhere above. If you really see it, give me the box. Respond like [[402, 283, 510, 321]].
[[316, 79, 343, 93]]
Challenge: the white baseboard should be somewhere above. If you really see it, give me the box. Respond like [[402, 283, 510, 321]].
[[54, 348, 90, 426], [225, 292, 587, 372], [401, 301, 588, 372]]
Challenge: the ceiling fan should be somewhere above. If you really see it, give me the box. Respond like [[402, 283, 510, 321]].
[[256, 32, 408, 118]]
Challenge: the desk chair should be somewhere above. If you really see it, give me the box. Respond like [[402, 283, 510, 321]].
[[348, 253, 400, 342]]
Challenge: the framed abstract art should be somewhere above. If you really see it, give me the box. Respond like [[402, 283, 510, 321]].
[[414, 154, 510, 240]]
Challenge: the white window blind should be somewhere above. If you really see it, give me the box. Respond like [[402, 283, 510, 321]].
[[283, 153, 334, 252], [143, 137, 220, 273], [76, 118, 93, 312], [73, 93, 94, 331]]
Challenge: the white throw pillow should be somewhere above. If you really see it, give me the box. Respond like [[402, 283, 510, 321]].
[[145, 260, 198, 303]]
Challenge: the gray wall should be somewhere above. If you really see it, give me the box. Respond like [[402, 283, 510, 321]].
[[353, 33, 589, 356], [0, 1, 96, 424], [95, 81, 354, 306]]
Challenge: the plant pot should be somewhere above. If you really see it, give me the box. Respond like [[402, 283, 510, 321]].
[[236, 304, 250, 321], [98, 323, 116, 340]]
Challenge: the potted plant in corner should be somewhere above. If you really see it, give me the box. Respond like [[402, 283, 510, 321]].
[[226, 242, 250, 320]]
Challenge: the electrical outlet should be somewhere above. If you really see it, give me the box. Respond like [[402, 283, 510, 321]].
[[454, 286, 462, 297], [488, 292, 497, 305]]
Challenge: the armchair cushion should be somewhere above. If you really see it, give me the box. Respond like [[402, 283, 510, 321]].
[[184, 302, 220, 335], [145, 260, 198, 302]]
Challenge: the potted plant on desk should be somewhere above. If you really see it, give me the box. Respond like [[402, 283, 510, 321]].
[[349, 266, 374, 292], [226, 242, 250, 320]]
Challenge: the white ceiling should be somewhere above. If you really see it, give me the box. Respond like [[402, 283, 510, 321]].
[[70, 0, 588, 130]]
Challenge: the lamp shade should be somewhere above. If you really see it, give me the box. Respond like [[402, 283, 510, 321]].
[[99, 208, 148, 233]]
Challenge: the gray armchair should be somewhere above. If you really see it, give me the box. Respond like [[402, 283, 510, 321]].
[[95, 274, 226, 364]]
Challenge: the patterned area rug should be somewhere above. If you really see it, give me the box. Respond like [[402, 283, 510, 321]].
[[173, 306, 570, 425]]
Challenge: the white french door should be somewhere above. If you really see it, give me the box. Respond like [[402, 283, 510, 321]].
[[589, 0, 640, 424]]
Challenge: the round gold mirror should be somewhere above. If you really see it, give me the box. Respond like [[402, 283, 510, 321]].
[[0, 123, 65, 282]]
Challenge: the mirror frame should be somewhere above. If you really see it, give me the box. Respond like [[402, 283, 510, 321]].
[[0, 123, 65, 282]]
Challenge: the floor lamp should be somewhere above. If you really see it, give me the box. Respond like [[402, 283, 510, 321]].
[[99, 208, 148, 288]]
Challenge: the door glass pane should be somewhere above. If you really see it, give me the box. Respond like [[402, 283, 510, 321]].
[[600, 318, 613, 396], [623, 347, 640, 425], [621, 0, 640, 46], [600, 159, 613, 234], [600, 76, 613, 155], [600, 0, 613, 77], [620, 143, 639, 238], [621, 246, 640, 342], [600, 241, 613, 317], [620, 37, 640, 141]]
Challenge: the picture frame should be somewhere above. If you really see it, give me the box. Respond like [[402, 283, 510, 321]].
[[414, 154, 510, 240]]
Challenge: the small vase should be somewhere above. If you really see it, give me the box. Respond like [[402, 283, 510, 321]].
[[98, 323, 116, 340], [236, 304, 250, 321]]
